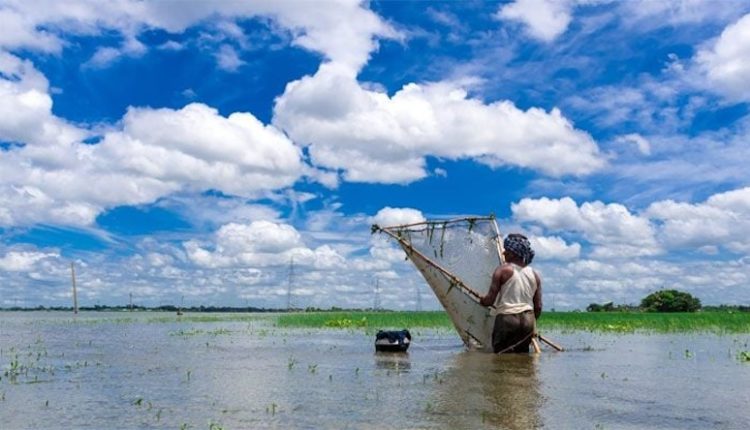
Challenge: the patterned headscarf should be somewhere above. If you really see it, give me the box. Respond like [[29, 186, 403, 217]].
[[504, 233, 535, 265]]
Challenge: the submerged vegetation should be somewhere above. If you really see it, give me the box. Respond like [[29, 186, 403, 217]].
[[276, 311, 750, 333]]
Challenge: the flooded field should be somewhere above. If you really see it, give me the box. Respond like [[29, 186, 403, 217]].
[[1, 312, 749, 429]]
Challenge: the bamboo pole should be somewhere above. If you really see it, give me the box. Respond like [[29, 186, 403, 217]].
[[530, 337, 541, 353], [376, 215, 496, 231], [537, 333, 564, 351]]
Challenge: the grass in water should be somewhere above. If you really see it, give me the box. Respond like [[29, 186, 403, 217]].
[[275, 311, 750, 333], [276, 311, 451, 331]]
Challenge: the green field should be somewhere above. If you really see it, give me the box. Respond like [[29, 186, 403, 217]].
[[275, 311, 750, 333]]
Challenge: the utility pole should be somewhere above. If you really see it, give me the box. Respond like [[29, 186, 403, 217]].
[[70, 262, 78, 314], [129, 292, 133, 312], [286, 256, 294, 311], [416, 284, 422, 312], [373, 278, 381, 311]]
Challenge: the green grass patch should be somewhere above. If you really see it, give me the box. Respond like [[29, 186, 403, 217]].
[[539, 312, 750, 333], [276, 311, 452, 330], [275, 311, 750, 333]]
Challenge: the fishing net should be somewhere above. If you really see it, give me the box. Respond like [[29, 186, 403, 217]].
[[383, 218, 502, 297], [377, 217, 504, 351]]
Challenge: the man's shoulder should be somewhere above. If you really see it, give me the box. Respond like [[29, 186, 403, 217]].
[[495, 263, 515, 277]]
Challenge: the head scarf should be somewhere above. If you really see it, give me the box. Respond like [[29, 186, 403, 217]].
[[504, 233, 535, 265]]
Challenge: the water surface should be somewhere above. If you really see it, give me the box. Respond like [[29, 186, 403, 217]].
[[1, 312, 748, 429]]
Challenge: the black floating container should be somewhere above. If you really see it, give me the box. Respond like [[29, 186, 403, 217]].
[[375, 329, 411, 352]]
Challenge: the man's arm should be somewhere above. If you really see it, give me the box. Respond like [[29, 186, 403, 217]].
[[533, 270, 543, 319], [480, 265, 512, 307]]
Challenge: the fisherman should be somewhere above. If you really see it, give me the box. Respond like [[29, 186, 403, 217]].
[[480, 233, 542, 353]]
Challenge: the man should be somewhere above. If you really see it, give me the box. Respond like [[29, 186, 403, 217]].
[[480, 233, 542, 353]]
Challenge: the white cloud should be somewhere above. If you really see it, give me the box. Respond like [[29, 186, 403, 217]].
[[215, 44, 245, 72], [622, 0, 744, 27], [497, 0, 574, 42], [0, 0, 398, 72], [530, 235, 581, 260], [109, 103, 302, 194], [514, 186, 750, 264], [0, 52, 86, 147], [184, 220, 346, 270], [83, 35, 146, 68], [0, 102, 304, 227], [539, 255, 750, 308], [0, 250, 59, 271], [274, 65, 604, 183], [615, 133, 651, 156], [512, 197, 661, 257], [696, 13, 750, 101], [646, 187, 750, 253], [370, 207, 426, 228]]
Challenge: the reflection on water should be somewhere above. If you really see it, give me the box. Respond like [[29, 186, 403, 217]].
[[430, 352, 540, 429], [374, 352, 411, 372]]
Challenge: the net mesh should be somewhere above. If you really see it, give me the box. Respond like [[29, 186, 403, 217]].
[[387, 218, 501, 297]]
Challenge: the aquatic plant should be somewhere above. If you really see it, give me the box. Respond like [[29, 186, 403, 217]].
[[739, 351, 750, 362], [277, 311, 451, 330], [276, 311, 750, 333], [287, 357, 298, 370]]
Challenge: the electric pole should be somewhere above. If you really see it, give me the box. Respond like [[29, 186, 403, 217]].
[[287, 256, 294, 311], [373, 277, 381, 311]]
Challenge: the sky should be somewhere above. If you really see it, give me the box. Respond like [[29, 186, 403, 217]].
[[2, 0, 750, 311]]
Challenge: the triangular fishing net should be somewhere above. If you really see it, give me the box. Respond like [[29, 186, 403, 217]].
[[376, 217, 504, 351]]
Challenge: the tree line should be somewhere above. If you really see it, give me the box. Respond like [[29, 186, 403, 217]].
[[587, 289, 709, 313]]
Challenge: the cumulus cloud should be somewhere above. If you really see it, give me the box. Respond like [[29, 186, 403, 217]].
[[696, 13, 750, 101], [512, 197, 661, 257], [646, 187, 750, 253], [0, 103, 304, 227], [0, 250, 59, 271], [0, 0, 398, 72], [514, 186, 750, 262], [539, 255, 750, 308], [370, 207, 426, 227], [0, 52, 86, 147], [274, 65, 604, 183], [530, 235, 581, 260], [497, 0, 574, 42], [184, 220, 346, 270]]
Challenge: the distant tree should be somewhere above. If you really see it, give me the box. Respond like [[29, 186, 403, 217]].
[[640, 289, 701, 312], [587, 302, 614, 312]]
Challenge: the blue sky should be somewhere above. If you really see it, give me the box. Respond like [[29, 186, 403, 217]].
[[2, 0, 750, 310]]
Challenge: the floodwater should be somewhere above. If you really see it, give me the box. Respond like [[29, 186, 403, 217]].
[[1, 312, 749, 429]]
